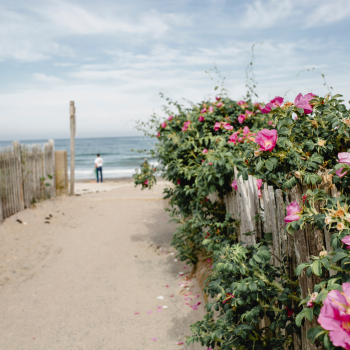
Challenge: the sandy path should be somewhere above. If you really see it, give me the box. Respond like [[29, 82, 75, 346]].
[[0, 183, 206, 350]]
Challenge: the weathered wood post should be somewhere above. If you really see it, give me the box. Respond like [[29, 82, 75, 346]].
[[12, 141, 24, 211], [70, 101, 76, 196], [0, 148, 4, 222], [49, 139, 56, 197]]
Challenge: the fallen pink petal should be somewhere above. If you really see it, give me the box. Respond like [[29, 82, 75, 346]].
[[151, 337, 158, 341], [170, 295, 174, 297], [134, 313, 140, 315], [157, 310, 163, 313], [177, 342, 184, 345], [194, 294, 200, 298], [147, 311, 152, 314]]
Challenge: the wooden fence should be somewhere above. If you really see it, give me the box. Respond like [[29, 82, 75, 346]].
[[0, 140, 56, 222], [208, 168, 338, 350]]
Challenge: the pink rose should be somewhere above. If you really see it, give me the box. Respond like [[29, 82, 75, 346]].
[[318, 282, 350, 349], [228, 132, 239, 144], [208, 106, 214, 113], [237, 100, 246, 106], [338, 152, 350, 165], [268, 120, 273, 125], [177, 180, 181, 185], [254, 102, 263, 111], [198, 115, 205, 122], [271, 96, 284, 106], [256, 179, 263, 198], [261, 96, 284, 114], [255, 129, 278, 152], [243, 126, 250, 135], [201, 107, 207, 113], [156, 132, 160, 137], [231, 179, 237, 190], [341, 235, 350, 249], [208, 162, 212, 165], [216, 102, 223, 108], [223, 123, 233, 131], [182, 121, 191, 131], [214, 122, 221, 131], [215, 97, 221, 101], [284, 201, 301, 223], [336, 168, 348, 177], [202, 149, 208, 154], [245, 110, 253, 116], [256, 179, 263, 189], [294, 93, 315, 114], [304, 93, 317, 103], [144, 179, 149, 185], [167, 115, 173, 121], [161, 122, 167, 128], [237, 137, 244, 143], [238, 114, 246, 124]]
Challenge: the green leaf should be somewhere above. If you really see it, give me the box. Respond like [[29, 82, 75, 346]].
[[214, 86, 218, 91], [259, 249, 271, 261], [312, 260, 322, 276], [237, 283, 247, 292], [253, 254, 263, 263], [323, 333, 333, 350], [265, 160, 274, 171], [331, 252, 348, 263], [321, 258, 330, 270], [295, 309, 306, 327], [249, 281, 257, 292], [255, 160, 264, 172], [278, 127, 290, 135], [307, 326, 326, 344], [305, 307, 314, 321], [295, 263, 309, 276]]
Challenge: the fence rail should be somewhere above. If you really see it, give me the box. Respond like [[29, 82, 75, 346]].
[[208, 167, 338, 350], [0, 140, 56, 222]]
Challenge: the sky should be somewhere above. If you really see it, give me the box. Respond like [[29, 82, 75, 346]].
[[0, 0, 350, 140]]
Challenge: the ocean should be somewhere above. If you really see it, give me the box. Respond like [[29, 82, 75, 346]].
[[0, 136, 158, 180]]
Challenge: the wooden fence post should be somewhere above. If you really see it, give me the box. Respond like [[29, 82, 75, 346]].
[[49, 139, 56, 197], [12, 141, 24, 211], [70, 101, 76, 196], [0, 148, 4, 222], [44, 140, 56, 198]]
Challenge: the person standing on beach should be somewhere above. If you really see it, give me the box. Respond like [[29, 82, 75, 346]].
[[95, 154, 103, 183]]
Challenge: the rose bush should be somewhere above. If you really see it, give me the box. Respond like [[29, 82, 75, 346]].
[[134, 90, 350, 349]]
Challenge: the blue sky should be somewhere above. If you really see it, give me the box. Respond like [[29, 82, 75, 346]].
[[1, 0, 350, 140]]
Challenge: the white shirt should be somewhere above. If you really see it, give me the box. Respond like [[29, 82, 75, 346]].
[[95, 157, 103, 167]]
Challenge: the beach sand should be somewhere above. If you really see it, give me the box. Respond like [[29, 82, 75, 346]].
[[0, 181, 206, 349]]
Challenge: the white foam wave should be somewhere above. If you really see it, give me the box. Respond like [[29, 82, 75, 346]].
[[69, 168, 138, 179]]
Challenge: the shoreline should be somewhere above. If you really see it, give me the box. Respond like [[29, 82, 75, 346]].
[[73, 176, 168, 195], [74, 176, 164, 183]]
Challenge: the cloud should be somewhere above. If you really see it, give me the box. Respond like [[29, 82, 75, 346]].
[[306, 0, 350, 27], [240, 0, 350, 29], [0, 1, 190, 63], [33, 74, 63, 83], [240, 0, 293, 29]]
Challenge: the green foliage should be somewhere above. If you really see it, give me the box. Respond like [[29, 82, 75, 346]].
[[134, 90, 350, 350], [133, 159, 157, 190]]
